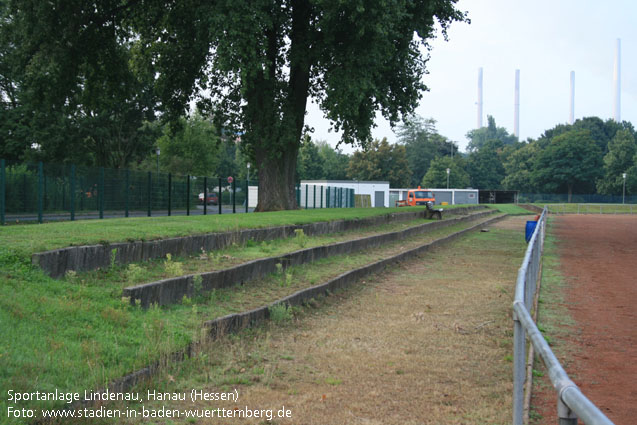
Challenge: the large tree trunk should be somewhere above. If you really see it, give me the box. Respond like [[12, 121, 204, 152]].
[[255, 145, 300, 211], [253, 0, 312, 212]]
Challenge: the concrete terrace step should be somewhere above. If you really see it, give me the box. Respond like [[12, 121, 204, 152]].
[[32, 206, 487, 278], [122, 209, 497, 308]]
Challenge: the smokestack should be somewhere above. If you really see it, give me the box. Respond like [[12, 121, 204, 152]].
[[569, 71, 575, 124], [514, 69, 520, 138], [477, 67, 483, 128], [613, 38, 621, 122]]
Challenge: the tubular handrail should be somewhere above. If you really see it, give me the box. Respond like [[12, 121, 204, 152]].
[[512, 207, 614, 425]]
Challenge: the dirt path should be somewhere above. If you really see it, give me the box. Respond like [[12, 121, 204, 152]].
[[140, 217, 528, 425], [532, 215, 637, 424]]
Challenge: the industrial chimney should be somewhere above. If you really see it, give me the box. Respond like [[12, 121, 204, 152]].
[[477, 67, 483, 128], [613, 38, 621, 122], [514, 69, 520, 138], [569, 71, 575, 125]]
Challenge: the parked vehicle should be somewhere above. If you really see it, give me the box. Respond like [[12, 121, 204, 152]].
[[395, 187, 436, 207], [198, 192, 219, 205]]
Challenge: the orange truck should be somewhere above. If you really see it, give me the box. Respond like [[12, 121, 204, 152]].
[[395, 187, 442, 219], [395, 187, 436, 207]]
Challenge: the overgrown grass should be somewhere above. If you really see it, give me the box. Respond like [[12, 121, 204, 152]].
[[0, 205, 470, 258], [0, 208, 489, 424]]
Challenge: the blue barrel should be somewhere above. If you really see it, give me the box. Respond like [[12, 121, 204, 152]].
[[525, 220, 537, 242]]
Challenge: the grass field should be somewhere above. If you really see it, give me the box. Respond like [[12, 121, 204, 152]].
[[540, 203, 636, 214], [0, 207, 494, 424]]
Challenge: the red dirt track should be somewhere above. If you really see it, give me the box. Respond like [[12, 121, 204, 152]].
[[532, 215, 637, 425]]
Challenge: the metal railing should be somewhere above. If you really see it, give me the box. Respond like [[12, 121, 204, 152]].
[[512, 207, 614, 425]]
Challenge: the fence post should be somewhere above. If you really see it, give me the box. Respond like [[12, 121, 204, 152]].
[[232, 179, 236, 213], [320, 186, 324, 208], [305, 185, 308, 209], [313, 185, 316, 209], [186, 175, 190, 216], [203, 177, 208, 215], [0, 159, 5, 225], [168, 173, 172, 216], [245, 179, 249, 213], [512, 313, 525, 425], [99, 167, 105, 219], [70, 164, 76, 221], [326, 187, 330, 208], [37, 162, 44, 223], [557, 398, 578, 425], [125, 169, 130, 218], [147, 171, 151, 217], [218, 177, 222, 215]]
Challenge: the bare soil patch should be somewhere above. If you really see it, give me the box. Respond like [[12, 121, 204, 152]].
[[531, 215, 637, 424]]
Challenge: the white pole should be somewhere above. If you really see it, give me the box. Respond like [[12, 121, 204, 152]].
[[477, 67, 483, 128], [614, 38, 621, 122], [514, 69, 520, 138], [569, 71, 575, 124]]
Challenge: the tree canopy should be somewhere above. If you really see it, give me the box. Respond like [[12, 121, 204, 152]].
[[347, 138, 411, 188], [0, 0, 467, 210]]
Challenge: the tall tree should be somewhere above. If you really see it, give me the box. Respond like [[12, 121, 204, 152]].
[[297, 136, 325, 180], [596, 130, 636, 195], [156, 112, 221, 176], [466, 139, 505, 189], [501, 141, 540, 192], [316, 140, 350, 180], [465, 115, 517, 152], [421, 156, 469, 189], [396, 115, 458, 186], [1, 1, 159, 167], [532, 129, 602, 202], [347, 138, 411, 188], [135, 1, 466, 210]]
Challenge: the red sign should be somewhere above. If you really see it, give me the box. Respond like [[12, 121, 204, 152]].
[[227, 176, 234, 184]]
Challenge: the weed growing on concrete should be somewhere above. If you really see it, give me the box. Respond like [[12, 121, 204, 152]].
[[125, 263, 146, 283], [193, 274, 203, 295], [269, 304, 292, 323], [110, 248, 117, 268], [164, 254, 184, 277], [294, 228, 308, 248]]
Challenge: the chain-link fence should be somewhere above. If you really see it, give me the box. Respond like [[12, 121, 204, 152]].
[[0, 159, 256, 224], [520, 192, 636, 204]]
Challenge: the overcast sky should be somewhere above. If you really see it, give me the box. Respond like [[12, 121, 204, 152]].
[[307, 0, 637, 153]]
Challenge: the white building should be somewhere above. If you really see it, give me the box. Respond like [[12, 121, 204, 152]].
[[301, 180, 390, 208]]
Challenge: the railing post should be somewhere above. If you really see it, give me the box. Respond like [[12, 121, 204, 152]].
[[125, 169, 130, 218], [558, 398, 578, 425], [218, 177, 222, 214], [513, 314, 526, 425], [186, 175, 190, 216], [147, 171, 151, 217], [70, 165, 76, 221], [0, 159, 5, 225], [232, 178, 236, 213], [38, 162, 44, 223], [245, 179, 249, 213], [168, 173, 172, 216], [203, 177, 208, 215], [305, 184, 308, 209], [320, 186, 324, 208], [313, 185, 316, 209]]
